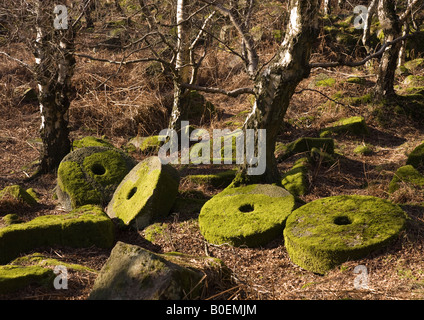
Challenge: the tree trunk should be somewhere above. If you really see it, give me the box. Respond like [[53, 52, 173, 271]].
[[35, 0, 75, 174], [375, 0, 402, 100], [362, 0, 377, 55], [168, 0, 191, 134], [235, 0, 321, 185]]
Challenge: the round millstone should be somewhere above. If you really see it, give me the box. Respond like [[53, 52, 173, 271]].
[[283, 195, 408, 275], [106, 156, 180, 228], [56, 146, 136, 211], [198, 184, 296, 247]]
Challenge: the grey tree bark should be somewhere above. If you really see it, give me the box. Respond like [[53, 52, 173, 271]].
[[234, 0, 321, 185], [374, 0, 402, 100], [35, 0, 76, 174]]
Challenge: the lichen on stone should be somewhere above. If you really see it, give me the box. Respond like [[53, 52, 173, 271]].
[[199, 184, 296, 247], [389, 165, 424, 193], [0, 205, 115, 264], [0, 265, 54, 294], [56, 146, 136, 210], [406, 142, 424, 170], [319, 116, 369, 137], [284, 195, 408, 274], [72, 136, 115, 150], [106, 156, 180, 229]]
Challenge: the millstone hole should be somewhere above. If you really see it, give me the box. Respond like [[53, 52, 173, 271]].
[[239, 204, 254, 213], [127, 187, 137, 200], [91, 163, 106, 175], [334, 215, 352, 226]]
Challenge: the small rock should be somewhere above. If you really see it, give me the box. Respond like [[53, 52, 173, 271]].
[[88, 241, 205, 300]]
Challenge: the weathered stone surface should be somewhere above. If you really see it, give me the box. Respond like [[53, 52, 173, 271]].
[[0, 185, 38, 210], [56, 146, 136, 211], [0, 265, 54, 294], [276, 137, 335, 162], [406, 142, 424, 170], [199, 184, 296, 247], [389, 165, 424, 193], [0, 205, 114, 264], [72, 136, 115, 150], [88, 241, 204, 300], [284, 195, 407, 274], [106, 156, 179, 228], [319, 116, 368, 137]]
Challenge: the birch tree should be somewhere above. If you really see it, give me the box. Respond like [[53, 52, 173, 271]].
[[34, 0, 76, 174]]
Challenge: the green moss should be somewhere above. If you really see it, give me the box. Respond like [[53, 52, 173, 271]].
[[2, 214, 22, 226], [406, 142, 424, 169], [284, 195, 407, 274], [349, 93, 373, 106], [404, 75, 424, 87], [309, 147, 336, 167], [276, 137, 335, 162], [0, 265, 54, 294], [184, 170, 237, 188], [57, 147, 136, 210], [140, 135, 166, 154], [11, 253, 97, 273], [354, 144, 374, 156], [389, 165, 424, 193], [281, 158, 309, 197], [316, 77, 336, 87], [144, 223, 168, 243], [346, 77, 367, 85], [403, 58, 424, 72], [320, 116, 368, 137], [0, 185, 38, 207], [0, 205, 114, 264], [107, 157, 180, 228], [199, 184, 296, 247], [72, 136, 115, 150]]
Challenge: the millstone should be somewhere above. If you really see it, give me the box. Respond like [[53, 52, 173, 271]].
[[56, 146, 136, 211], [106, 156, 180, 228], [198, 184, 296, 247], [283, 195, 408, 275]]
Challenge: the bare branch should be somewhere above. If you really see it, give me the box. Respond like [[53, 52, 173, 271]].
[[0, 51, 34, 73], [181, 83, 254, 97], [310, 32, 419, 68]]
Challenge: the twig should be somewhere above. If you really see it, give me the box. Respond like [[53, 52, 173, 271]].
[[181, 83, 254, 97], [0, 51, 33, 73], [294, 88, 357, 111]]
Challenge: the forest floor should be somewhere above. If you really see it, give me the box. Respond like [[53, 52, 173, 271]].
[[1, 31, 424, 300]]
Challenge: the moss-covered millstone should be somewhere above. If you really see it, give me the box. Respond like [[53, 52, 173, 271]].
[[199, 184, 296, 247], [106, 156, 180, 228], [284, 195, 408, 275], [72, 136, 115, 150], [88, 241, 204, 300], [406, 142, 424, 170], [0, 205, 115, 264], [0, 265, 54, 294], [57, 146, 136, 210], [320, 116, 369, 137], [389, 165, 424, 193]]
